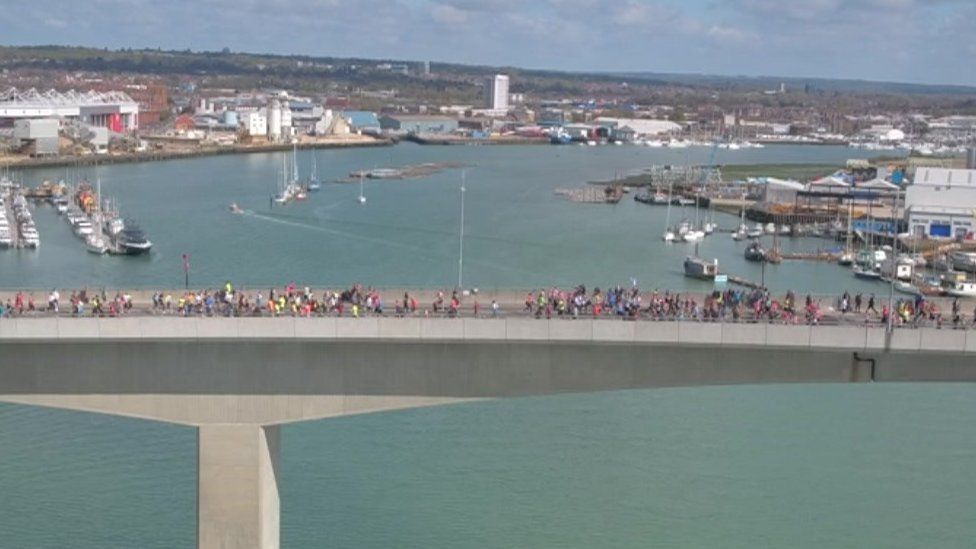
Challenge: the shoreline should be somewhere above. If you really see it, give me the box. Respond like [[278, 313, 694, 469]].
[[0, 137, 396, 170]]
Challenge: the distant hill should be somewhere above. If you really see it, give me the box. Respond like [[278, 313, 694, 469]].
[[1, 45, 974, 97], [607, 72, 976, 96]]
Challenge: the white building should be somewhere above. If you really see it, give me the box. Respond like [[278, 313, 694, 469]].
[[485, 75, 509, 112], [905, 168, 976, 239], [594, 117, 682, 137], [240, 110, 267, 137]]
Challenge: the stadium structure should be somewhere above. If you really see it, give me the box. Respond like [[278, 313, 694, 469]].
[[0, 88, 139, 131]]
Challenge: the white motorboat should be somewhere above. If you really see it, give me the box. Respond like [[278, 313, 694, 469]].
[[747, 224, 765, 239], [662, 230, 675, 243], [853, 264, 881, 280], [942, 279, 976, 298], [703, 222, 715, 235], [779, 224, 791, 236], [764, 222, 776, 234], [73, 219, 94, 237], [894, 281, 922, 296], [837, 251, 855, 266], [683, 230, 705, 243], [85, 234, 108, 255]]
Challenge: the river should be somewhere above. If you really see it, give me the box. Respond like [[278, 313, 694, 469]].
[[1, 143, 974, 548]]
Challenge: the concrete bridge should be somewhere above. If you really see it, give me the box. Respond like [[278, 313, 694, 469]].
[[2, 316, 975, 548]]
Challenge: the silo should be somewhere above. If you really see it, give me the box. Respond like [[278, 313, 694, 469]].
[[268, 99, 282, 142]]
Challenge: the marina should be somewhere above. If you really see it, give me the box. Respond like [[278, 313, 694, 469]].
[[0, 143, 966, 295]]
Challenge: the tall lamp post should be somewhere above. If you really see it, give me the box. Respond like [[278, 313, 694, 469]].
[[457, 170, 466, 289], [182, 253, 190, 290], [887, 188, 900, 333]]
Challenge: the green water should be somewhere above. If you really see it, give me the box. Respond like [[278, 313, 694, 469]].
[[2, 144, 972, 548], [1, 386, 975, 548], [0, 143, 881, 293]]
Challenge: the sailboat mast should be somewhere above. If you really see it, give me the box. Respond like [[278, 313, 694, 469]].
[[664, 181, 672, 230]]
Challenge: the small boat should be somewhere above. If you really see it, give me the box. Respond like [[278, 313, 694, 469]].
[[853, 264, 882, 280], [764, 223, 776, 234], [894, 281, 922, 296], [229, 203, 244, 214], [747, 224, 765, 239], [731, 227, 747, 241], [837, 251, 855, 266], [672, 197, 696, 206], [951, 251, 976, 273], [703, 222, 715, 235], [684, 256, 719, 280], [683, 230, 705, 243], [85, 234, 108, 255], [73, 219, 94, 237], [662, 230, 675, 243], [779, 224, 791, 236], [942, 279, 976, 298], [744, 241, 766, 262], [651, 192, 669, 204]]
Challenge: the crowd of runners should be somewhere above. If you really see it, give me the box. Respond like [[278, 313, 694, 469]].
[[2, 282, 976, 328]]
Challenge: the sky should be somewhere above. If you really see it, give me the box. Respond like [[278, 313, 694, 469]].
[[1, 0, 975, 86]]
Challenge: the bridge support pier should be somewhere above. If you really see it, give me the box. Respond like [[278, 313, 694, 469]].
[[198, 425, 280, 549]]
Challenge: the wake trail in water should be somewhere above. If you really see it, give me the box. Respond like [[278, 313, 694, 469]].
[[243, 210, 544, 278], [262, 210, 562, 251]]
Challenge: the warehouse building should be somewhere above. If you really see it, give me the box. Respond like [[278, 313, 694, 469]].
[[905, 168, 976, 239], [379, 114, 458, 135], [13, 118, 59, 156]]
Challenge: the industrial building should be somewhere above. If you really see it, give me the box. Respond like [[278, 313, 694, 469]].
[[340, 111, 381, 133], [594, 117, 682, 137], [379, 114, 458, 135], [905, 168, 976, 239], [0, 88, 139, 131], [13, 118, 59, 156]]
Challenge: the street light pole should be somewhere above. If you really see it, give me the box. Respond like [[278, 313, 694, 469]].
[[458, 170, 466, 289], [887, 188, 900, 333]]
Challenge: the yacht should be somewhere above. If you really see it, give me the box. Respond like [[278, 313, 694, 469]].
[[731, 225, 748, 241], [837, 251, 855, 266], [73, 219, 94, 237], [747, 224, 765, 239], [683, 229, 705, 243], [114, 222, 153, 255], [662, 230, 675, 243], [684, 256, 719, 280], [764, 222, 776, 234]]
